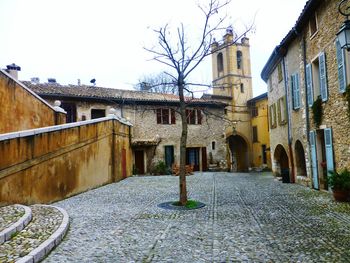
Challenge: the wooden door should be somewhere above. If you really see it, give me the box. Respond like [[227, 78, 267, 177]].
[[122, 148, 127, 179], [201, 147, 207, 171], [134, 150, 145, 174]]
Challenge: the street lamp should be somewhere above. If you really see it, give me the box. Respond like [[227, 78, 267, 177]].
[[337, 0, 350, 50]]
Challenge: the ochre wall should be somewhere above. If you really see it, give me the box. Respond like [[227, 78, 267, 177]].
[[0, 71, 65, 134], [251, 98, 271, 169], [0, 118, 132, 205]]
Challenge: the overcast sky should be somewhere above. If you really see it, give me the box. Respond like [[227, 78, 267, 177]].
[[0, 0, 307, 97]]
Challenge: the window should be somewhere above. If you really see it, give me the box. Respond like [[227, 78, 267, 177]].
[[224, 108, 228, 115], [91, 109, 106, 119], [309, 13, 318, 37], [269, 104, 277, 128], [237, 50, 242, 69], [217, 52, 224, 76], [291, 73, 300, 110], [336, 39, 348, 93], [61, 102, 77, 123], [252, 126, 258, 143], [268, 77, 273, 92], [186, 109, 202, 125], [277, 97, 287, 125], [278, 63, 283, 83], [307, 52, 328, 105], [212, 141, 216, 150], [251, 106, 258, 117], [240, 83, 244, 93], [156, 108, 176, 124], [164, 146, 174, 168]]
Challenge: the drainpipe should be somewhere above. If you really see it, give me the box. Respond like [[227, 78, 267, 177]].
[[282, 56, 295, 183], [302, 35, 312, 186]]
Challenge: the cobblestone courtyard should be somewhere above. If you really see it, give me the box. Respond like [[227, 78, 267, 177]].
[[45, 172, 350, 262]]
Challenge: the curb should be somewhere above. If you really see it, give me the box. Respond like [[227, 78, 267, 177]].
[[16, 205, 70, 263], [0, 204, 32, 244]]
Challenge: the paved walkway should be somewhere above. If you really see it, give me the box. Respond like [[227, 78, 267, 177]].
[[44, 172, 350, 262]]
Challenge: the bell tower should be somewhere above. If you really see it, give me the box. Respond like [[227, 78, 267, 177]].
[[210, 28, 253, 171]]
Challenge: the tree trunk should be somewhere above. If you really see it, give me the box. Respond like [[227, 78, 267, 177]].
[[178, 78, 188, 206]]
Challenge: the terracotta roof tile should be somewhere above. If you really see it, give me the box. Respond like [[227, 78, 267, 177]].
[[21, 81, 226, 107]]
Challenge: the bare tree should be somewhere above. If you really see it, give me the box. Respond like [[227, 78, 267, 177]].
[[135, 72, 178, 94], [145, 0, 252, 205]]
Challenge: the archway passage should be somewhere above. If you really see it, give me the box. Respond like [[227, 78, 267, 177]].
[[273, 144, 289, 179], [228, 135, 249, 172], [295, 140, 307, 177]]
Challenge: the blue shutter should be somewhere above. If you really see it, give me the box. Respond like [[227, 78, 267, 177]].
[[295, 73, 300, 109], [324, 128, 334, 176], [306, 64, 314, 106], [319, 52, 328, 101], [309, 130, 319, 190], [336, 40, 347, 93], [291, 74, 296, 109]]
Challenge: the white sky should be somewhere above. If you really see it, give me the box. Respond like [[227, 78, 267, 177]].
[[0, 0, 307, 97]]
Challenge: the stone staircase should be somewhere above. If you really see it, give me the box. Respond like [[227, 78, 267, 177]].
[[0, 204, 69, 263]]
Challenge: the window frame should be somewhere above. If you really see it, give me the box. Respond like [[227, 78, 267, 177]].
[[156, 108, 176, 125]]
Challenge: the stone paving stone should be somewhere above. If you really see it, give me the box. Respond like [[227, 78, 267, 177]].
[[44, 172, 350, 262]]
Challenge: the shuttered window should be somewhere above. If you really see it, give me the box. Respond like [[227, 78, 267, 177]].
[[291, 73, 300, 109], [319, 52, 328, 101], [156, 108, 176, 124], [336, 39, 347, 93], [306, 64, 314, 107]]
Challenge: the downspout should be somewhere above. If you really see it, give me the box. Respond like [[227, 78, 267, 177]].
[[282, 56, 295, 183], [302, 34, 312, 186], [302, 36, 310, 143]]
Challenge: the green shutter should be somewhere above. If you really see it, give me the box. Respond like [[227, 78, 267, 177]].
[[319, 52, 328, 101], [306, 64, 314, 106], [336, 40, 347, 93]]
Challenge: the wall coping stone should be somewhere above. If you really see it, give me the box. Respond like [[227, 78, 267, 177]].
[[0, 115, 132, 142]]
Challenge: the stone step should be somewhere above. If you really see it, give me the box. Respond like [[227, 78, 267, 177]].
[[0, 204, 69, 263], [0, 204, 32, 244]]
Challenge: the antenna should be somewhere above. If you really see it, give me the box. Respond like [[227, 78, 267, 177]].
[[90, 78, 96, 86]]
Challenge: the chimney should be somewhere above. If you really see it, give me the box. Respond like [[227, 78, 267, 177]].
[[31, 77, 40, 84], [48, 78, 57, 84], [5, 63, 21, 80]]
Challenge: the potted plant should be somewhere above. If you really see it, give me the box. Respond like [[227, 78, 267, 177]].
[[327, 169, 350, 202]]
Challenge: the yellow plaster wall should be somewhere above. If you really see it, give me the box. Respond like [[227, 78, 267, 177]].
[[0, 119, 132, 205]]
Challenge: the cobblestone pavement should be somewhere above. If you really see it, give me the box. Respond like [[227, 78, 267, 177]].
[[44, 172, 350, 262]]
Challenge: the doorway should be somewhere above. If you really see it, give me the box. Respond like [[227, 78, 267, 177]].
[[134, 150, 145, 175]]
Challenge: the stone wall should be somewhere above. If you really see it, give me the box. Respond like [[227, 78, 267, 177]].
[[0, 117, 132, 205], [267, 59, 290, 175], [0, 70, 66, 134], [124, 105, 227, 172], [303, 0, 350, 171]]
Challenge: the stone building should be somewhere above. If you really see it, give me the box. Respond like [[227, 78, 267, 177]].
[[261, 0, 350, 189], [207, 28, 271, 171], [24, 82, 228, 174]]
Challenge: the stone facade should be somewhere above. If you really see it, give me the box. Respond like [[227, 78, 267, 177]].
[[261, 0, 350, 189], [25, 82, 228, 174], [210, 30, 256, 171]]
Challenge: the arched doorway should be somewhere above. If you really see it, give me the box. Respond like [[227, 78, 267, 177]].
[[273, 144, 289, 177], [228, 135, 249, 172], [294, 140, 307, 177]]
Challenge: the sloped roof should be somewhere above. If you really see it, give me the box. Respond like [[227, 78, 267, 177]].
[[261, 0, 321, 82], [22, 81, 226, 108]]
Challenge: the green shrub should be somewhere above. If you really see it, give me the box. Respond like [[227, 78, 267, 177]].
[[328, 169, 350, 191]]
